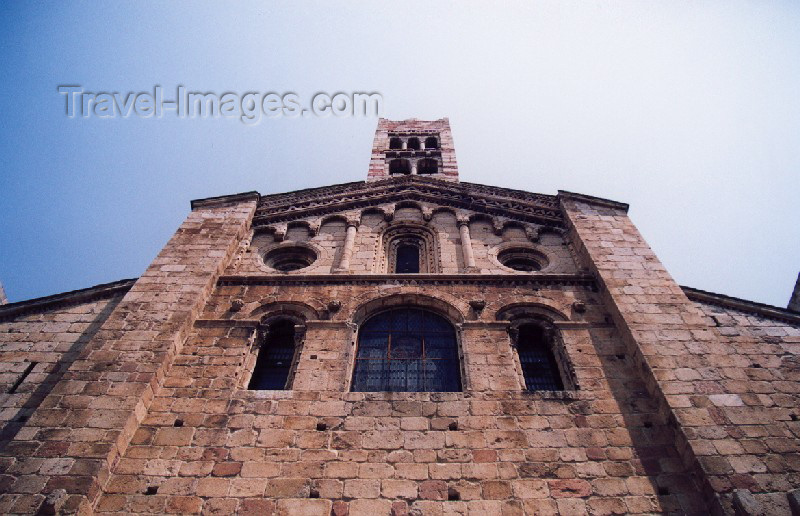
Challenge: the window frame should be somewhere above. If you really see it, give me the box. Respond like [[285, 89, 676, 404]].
[[351, 307, 463, 393], [244, 316, 305, 391], [507, 318, 576, 392], [381, 225, 439, 274]]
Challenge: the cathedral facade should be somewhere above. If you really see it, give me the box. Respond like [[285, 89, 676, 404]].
[[0, 119, 798, 515]]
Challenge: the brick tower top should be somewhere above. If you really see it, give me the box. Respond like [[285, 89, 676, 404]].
[[367, 118, 459, 182]]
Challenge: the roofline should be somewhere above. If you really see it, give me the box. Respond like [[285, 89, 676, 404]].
[[0, 278, 136, 322], [245, 177, 566, 205], [682, 285, 800, 325], [557, 190, 629, 212], [190, 191, 260, 210], [204, 180, 631, 209]]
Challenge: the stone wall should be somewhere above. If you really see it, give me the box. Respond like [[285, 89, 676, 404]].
[[0, 195, 258, 515], [560, 191, 800, 514], [689, 298, 800, 513], [2, 181, 797, 515], [92, 282, 707, 514], [227, 205, 577, 276], [0, 292, 128, 449]]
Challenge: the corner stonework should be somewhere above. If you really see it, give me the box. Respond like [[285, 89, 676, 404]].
[[0, 193, 259, 514], [559, 190, 763, 514]]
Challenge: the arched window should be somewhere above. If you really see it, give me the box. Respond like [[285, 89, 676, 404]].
[[417, 158, 438, 175], [352, 308, 461, 392], [389, 137, 403, 150], [249, 319, 300, 390], [389, 159, 411, 175], [424, 136, 438, 149], [395, 243, 420, 273], [407, 137, 421, 150], [515, 323, 564, 391], [382, 226, 438, 274]]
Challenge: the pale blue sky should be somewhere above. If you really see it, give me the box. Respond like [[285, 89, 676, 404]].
[[1, 1, 799, 307]]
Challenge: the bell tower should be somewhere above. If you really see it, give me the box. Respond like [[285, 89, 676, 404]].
[[367, 118, 459, 182]]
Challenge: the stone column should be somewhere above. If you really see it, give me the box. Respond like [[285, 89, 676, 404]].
[[457, 217, 476, 270], [336, 218, 359, 272]]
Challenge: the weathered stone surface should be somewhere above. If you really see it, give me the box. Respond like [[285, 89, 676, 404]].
[[1, 120, 797, 515]]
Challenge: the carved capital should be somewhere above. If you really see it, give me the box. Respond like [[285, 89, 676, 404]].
[[230, 299, 244, 312], [493, 219, 504, 236], [525, 225, 540, 243], [344, 214, 361, 228], [469, 300, 486, 314], [271, 224, 287, 242]]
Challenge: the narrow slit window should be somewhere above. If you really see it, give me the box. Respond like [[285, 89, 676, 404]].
[[517, 324, 564, 391], [249, 320, 297, 390]]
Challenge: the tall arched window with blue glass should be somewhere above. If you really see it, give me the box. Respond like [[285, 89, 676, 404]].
[[352, 308, 461, 392]]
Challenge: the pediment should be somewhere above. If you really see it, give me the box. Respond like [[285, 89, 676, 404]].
[[253, 176, 563, 229]]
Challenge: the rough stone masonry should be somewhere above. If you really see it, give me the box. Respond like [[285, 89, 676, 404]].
[[0, 119, 797, 515]]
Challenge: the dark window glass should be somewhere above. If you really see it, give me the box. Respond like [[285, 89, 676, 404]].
[[273, 259, 309, 271], [425, 136, 438, 149], [517, 324, 563, 391], [389, 137, 403, 150], [497, 248, 544, 272], [395, 244, 420, 273], [389, 159, 411, 175], [352, 308, 461, 392], [417, 158, 438, 175], [407, 137, 421, 150], [249, 320, 296, 390], [504, 258, 541, 272]]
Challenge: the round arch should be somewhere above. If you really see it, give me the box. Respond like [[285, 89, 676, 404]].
[[351, 293, 465, 327], [495, 302, 569, 323], [249, 301, 322, 321], [351, 306, 462, 392]]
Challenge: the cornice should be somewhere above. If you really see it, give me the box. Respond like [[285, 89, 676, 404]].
[[191, 191, 260, 210], [254, 176, 564, 228], [0, 279, 136, 322], [682, 286, 800, 326], [217, 273, 597, 290], [557, 190, 629, 213]]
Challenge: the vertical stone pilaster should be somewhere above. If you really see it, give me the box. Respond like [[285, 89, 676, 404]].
[[559, 191, 725, 513], [1, 193, 258, 514], [292, 322, 354, 391]]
